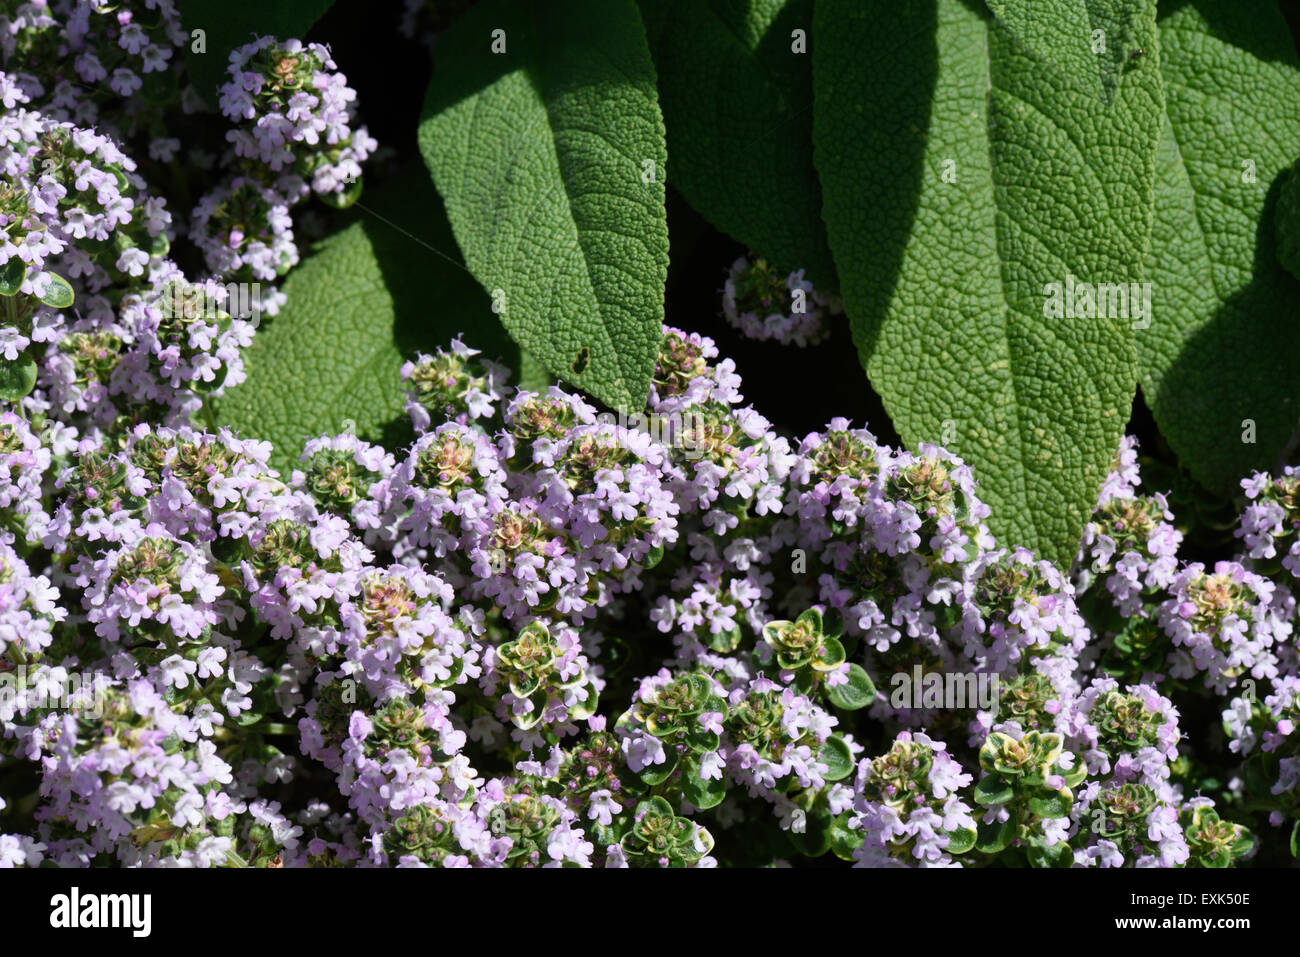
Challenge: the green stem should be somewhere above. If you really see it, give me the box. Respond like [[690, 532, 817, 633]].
[[255, 722, 295, 736]]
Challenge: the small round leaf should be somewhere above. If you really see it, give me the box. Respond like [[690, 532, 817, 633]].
[[827, 663, 876, 711], [38, 272, 74, 309], [817, 734, 855, 782], [0, 352, 37, 402], [0, 259, 25, 296]]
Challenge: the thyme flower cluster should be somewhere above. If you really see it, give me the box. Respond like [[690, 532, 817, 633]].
[[1, 15, 1298, 868], [2, 298, 1293, 866]]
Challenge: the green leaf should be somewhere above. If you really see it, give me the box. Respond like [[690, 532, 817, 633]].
[[37, 272, 74, 309], [682, 768, 727, 810], [788, 809, 833, 858], [180, 0, 336, 101], [975, 815, 1017, 854], [419, 0, 668, 413], [517, 348, 554, 393], [1027, 790, 1073, 819], [820, 607, 843, 641], [684, 723, 720, 754], [813, 0, 1160, 567], [1291, 819, 1299, 858], [637, 0, 836, 288], [1025, 835, 1073, 868], [639, 748, 679, 787], [0, 352, 37, 402], [706, 621, 743, 653], [1137, 0, 1300, 495], [676, 823, 714, 861], [1243, 752, 1279, 797], [191, 363, 230, 396], [829, 813, 859, 861], [217, 166, 517, 474], [945, 826, 978, 855], [817, 734, 854, 782], [0, 259, 24, 296], [812, 635, 845, 672], [1062, 763, 1088, 790], [508, 672, 541, 698], [635, 796, 675, 819], [761, 620, 790, 646], [985, 0, 1152, 105], [795, 607, 823, 632], [826, 663, 876, 711], [974, 774, 1015, 808]]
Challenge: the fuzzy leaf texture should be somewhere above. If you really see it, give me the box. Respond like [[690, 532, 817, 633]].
[[1138, 0, 1300, 495], [985, 0, 1151, 104], [813, 0, 1162, 567], [179, 0, 337, 100], [637, 0, 836, 289], [217, 167, 514, 474], [419, 0, 669, 412]]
